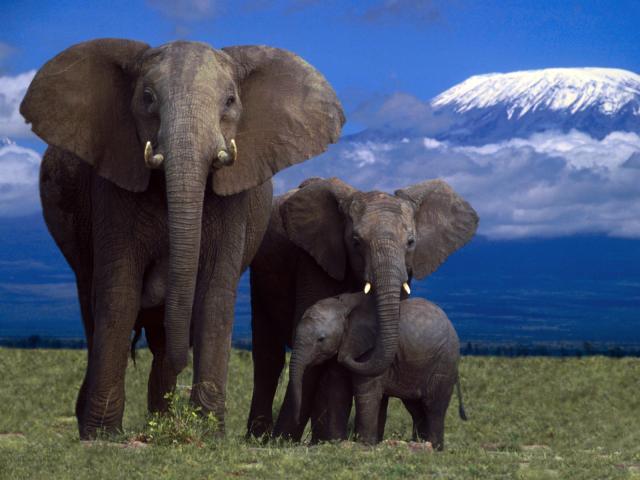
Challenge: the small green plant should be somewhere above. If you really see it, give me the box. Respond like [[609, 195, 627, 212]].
[[143, 390, 220, 446]]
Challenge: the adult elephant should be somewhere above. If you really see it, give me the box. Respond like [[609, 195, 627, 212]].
[[247, 177, 478, 439], [20, 39, 344, 439]]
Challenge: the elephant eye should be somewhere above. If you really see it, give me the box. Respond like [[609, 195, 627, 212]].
[[317, 335, 326, 343], [407, 237, 416, 248], [225, 95, 236, 107], [143, 88, 155, 107], [352, 235, 361, 248]]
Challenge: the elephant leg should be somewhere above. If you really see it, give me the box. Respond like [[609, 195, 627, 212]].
[[310, 361, 353, 443], [78, 259, 143, 439], [273, 364, 323, 441], [190, 290, 236, 433], [190, 248, 245, 434], [353, 375, 384, 445], [246, 293, 286, 438], [74, 276, 94, 422], [423, 375, 455, 451], [402, 398, 428, 442], [141, 306, 177, 414], [376, 395, 389, 442], [423, 406, 447, 451]]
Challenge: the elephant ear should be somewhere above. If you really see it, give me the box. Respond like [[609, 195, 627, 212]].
[[337, 293, 377, 362], [281, 178, 355, 281], [396, 180, 479, 280], [214, 46, 345, 196], [20, 38, 151, 192]]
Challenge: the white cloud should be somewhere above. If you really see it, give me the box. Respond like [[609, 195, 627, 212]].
[[146, 0, 218, 21], [0, 70, 36, 139], [0, 139, 41, 217], [458, 130, 640, 169], [274, 129, 640, 240], [355, 0, 443, 27], [0, 42, 16, 67]]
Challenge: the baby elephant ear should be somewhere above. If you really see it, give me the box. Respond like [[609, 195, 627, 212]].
[[395, 180, 479, 280], [20, 38, 151, 192], [281, 178, 355, 281], [338, 293, 377, 362], [214, 46, 345, 196]]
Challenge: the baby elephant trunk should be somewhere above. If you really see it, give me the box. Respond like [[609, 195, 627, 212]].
[[288, 343, 311, 425]]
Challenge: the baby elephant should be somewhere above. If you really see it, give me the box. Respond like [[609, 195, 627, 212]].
[[287, 293, 465, 448]]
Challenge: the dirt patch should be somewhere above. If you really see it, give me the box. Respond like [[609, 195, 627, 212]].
[[81, 439, 149, 449], [521, 444, 551, 451], [0, 432, 26, 440], [382, 439, 434, 453]]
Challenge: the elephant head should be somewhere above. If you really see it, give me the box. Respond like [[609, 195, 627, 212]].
[[281, 178, 478, 376], [288, 293, 370, 422], [20, 39, 344, 373]]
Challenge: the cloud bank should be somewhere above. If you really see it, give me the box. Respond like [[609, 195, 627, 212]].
[[275, 104, 640, 239], [0, 138, 41, 217], [0, 70, 35, 139], [0, 71, 42, 218]]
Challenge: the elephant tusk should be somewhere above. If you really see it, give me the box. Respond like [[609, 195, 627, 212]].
[[144, 141, 164, 168], [144, 141, 152, 164], [403, 282, 411, 295], [364, 282, 371, 294], [230, 138, 237, 162]]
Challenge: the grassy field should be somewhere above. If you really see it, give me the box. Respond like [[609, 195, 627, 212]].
[[0, 348, 639, 479]]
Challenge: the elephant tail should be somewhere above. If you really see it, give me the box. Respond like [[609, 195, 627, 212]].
[[130, 323, 143, 366], [456, 378, 468, 421]]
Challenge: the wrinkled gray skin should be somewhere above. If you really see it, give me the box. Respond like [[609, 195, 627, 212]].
[[248, 177, 478, 439], [289, 293, 465, 448], [20, 39, 344, 439]]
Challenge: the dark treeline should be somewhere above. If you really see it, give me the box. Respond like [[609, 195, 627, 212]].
[[460, 341, 640, 358], [2, 336, 640, 357]]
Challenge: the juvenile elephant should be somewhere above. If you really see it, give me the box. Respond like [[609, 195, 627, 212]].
[[289, 293, 465, 449], [247, 177, 478, 438], [20, 39, 344, 439]]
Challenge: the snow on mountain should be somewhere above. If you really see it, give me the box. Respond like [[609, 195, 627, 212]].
[[431, 68, 640, 144], [433, 68, 640, 117]]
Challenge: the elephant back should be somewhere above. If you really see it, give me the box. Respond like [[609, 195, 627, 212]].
[[397, 298, 460, 369]]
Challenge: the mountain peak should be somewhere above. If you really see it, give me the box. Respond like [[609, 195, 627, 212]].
[[431, 67, 640, 143], [433, 67, 640, 118]]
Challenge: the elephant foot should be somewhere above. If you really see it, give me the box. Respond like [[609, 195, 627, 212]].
[[246, 416, 273, 440], [271, 421, 304, 443], [77, 386, 126, 440], [356, 433, 380, 446], [190, 381, 226, 435], [78, 420, 123, 441]]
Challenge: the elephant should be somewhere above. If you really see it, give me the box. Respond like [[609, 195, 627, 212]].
[[247, 176, 478, 439], [19, 38, 344, 439], [288, 292, 466, 449]]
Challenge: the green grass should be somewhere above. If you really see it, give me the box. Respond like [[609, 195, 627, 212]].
[[0, 348, 639, 479]]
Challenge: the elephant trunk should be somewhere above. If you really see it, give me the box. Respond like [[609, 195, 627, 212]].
[[341, 243, 404, 376], [288, 343, 310, 424], [162, 110, 213, 374]]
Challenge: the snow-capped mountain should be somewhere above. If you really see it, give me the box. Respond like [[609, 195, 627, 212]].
[[431, 68, 640, 144]]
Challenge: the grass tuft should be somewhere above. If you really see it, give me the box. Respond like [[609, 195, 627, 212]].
[[141, 390, 220, 446]]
